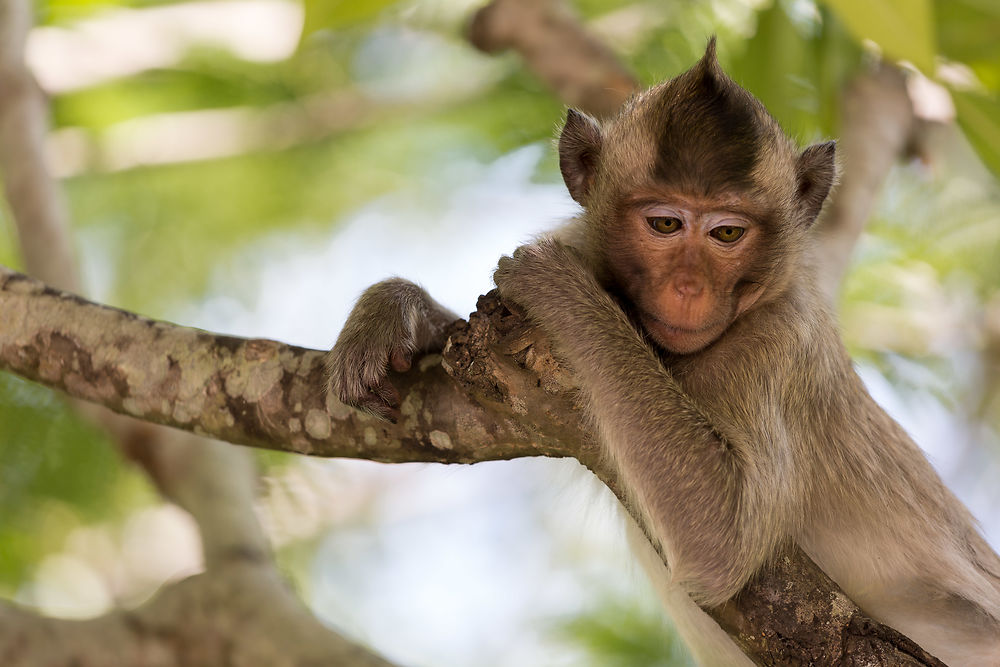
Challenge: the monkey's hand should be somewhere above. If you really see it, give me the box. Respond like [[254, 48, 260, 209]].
[[494, 238, 604, 334], [326, 279, 456, 422]]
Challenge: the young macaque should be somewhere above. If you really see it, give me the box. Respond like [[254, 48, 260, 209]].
[[327, 40, 1000, 665]]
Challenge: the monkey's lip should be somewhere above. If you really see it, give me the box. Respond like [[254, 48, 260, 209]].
[[638, 311, 721, 353], [639, 311, 712, 336]]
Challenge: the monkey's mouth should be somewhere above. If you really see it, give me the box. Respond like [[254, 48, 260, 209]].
[[638, 311, 724, 354]]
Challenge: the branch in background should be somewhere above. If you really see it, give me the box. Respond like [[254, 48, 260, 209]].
[[0, 0, 398, 663], [0, 266, 946, 666], [0, 564, 395, 667], [468, 0, 639, 119], [813, 63, 918, 299], [0, 0, 78, 292]]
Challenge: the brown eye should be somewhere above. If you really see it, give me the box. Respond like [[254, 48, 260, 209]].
[[711, 225, 745, 243], [647, 216, 682, 234]]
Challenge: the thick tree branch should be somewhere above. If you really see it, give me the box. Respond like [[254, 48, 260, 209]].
[[0, 266, 580, 464], [0, 265, 945, 666]]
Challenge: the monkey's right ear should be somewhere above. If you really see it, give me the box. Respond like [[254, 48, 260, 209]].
[[795, 140, 837, 225], [559, 109, 603, 206]]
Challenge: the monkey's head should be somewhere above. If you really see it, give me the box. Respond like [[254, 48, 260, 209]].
[[559, 38, 836, 354]]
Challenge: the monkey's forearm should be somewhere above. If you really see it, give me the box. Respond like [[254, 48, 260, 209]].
[[498, 247, 786, 605]]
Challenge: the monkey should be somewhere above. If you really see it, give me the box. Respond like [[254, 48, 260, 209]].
[[326, 40, 1000, 665]]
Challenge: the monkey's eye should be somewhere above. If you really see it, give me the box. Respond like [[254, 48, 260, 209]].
[[710, 225, 745, 243], [647, 216, 682, 234]]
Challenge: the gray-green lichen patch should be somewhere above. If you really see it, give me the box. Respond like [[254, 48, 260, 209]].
[[223, 342, 285, 403], [418, 354, 441, 373], [428, 430, 453, 450], [305, 409, 331, 439], [173, 401, 199, 424], [327, 393, 354, 421]]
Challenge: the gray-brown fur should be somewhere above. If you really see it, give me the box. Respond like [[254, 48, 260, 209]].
[[328, 41, 1000, 665]]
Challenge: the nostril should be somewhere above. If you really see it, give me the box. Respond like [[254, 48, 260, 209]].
[[674, 278, 704, 297]]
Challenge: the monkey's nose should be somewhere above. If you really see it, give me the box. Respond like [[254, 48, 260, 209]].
[[673, 278, 704, 297]]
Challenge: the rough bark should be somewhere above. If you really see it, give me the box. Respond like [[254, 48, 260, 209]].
[[715, 550, 945, 666], [0, 267, 578, 464]]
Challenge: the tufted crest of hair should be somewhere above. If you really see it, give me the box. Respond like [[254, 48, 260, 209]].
[[643, 38, 788, 196]]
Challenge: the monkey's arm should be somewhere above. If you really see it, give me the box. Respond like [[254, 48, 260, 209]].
[[494, 240, 793, 607], [326, 278, 458, 421]]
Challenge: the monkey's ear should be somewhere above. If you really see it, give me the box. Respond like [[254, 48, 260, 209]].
[[559, 109, 603, 206], [795, 140, 836, 225]]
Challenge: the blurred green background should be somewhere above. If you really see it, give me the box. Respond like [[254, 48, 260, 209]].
[[2, 0, 1000, 664]]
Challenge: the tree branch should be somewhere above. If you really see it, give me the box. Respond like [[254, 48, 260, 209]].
[[813, 63, 918, 299], [0, 266, 579, 464], [0, 564, 395, 667], [0, 265, 946, 666], [467, 0, 639, 119], [0, 0, 78, 291]]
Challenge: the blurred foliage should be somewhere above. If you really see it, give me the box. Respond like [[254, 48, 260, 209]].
[[823, 0, 935, 72], [2, 0, 1000, 663], [300, 0, 399, 38], [0, 373, 147, 591], [556, 595, 695, 666]]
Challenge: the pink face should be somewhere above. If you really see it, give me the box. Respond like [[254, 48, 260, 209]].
[[607, 190, 768, 354]]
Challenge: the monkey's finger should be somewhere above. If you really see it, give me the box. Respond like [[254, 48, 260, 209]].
[[355, 394, 400, 423], [371, 378, 401, 409], [390, 349, 412, 373]]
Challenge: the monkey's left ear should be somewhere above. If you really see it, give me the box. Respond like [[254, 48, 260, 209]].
[[795, 140, 837, 225], [559, 109, 603, 206]]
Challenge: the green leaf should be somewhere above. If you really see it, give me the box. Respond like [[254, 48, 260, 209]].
[[821, 0, 936, 73], [729, 3, 821, 139], [952, 90, 1000, 178]]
